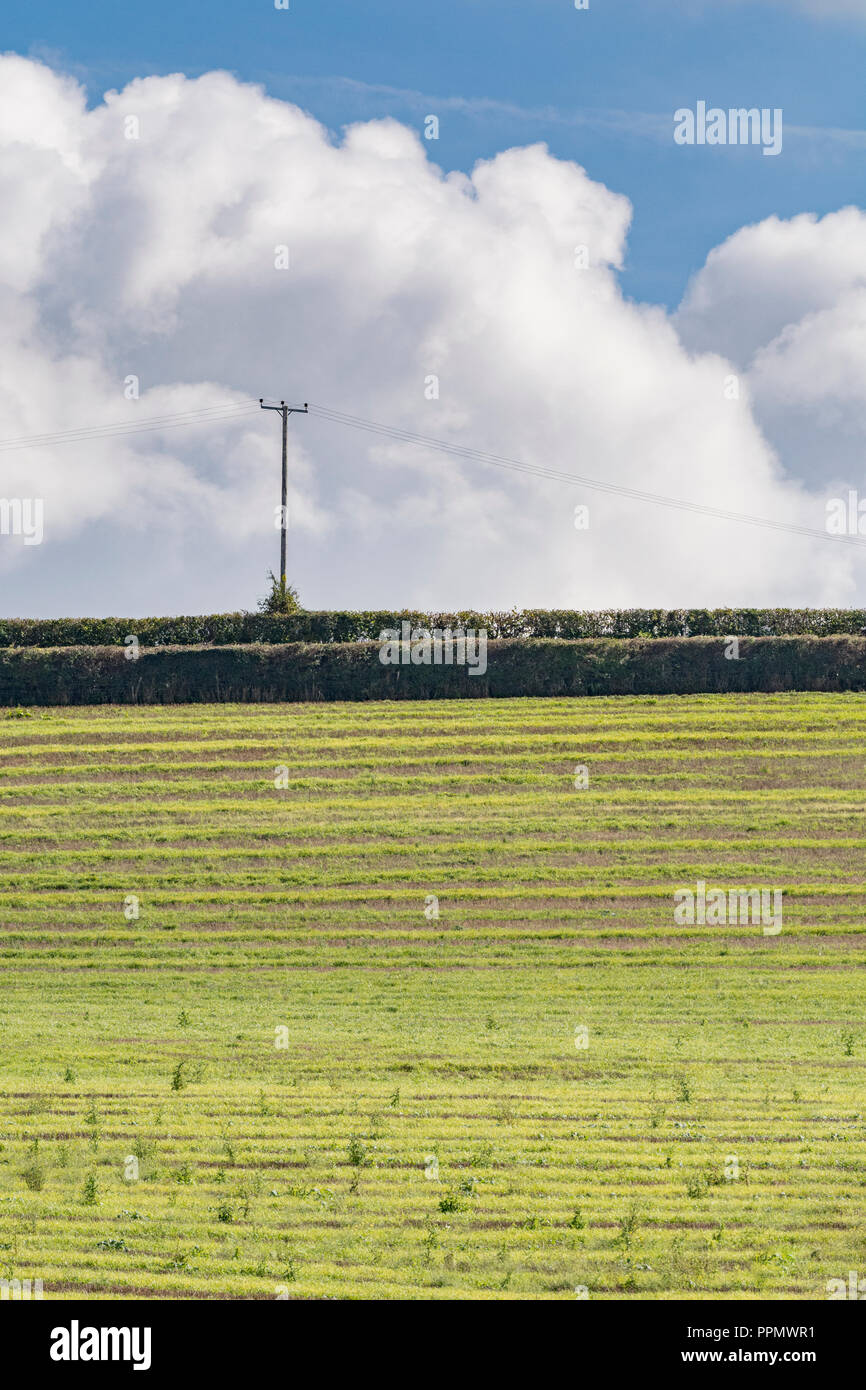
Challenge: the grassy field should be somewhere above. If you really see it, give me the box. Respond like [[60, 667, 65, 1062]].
[[1, 692, 865, 1300]]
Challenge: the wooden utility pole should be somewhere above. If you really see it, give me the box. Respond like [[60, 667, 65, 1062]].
[[259, 399, 308, 585]]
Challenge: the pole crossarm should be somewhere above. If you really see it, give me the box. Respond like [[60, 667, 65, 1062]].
[[259, 400, 309, 415]]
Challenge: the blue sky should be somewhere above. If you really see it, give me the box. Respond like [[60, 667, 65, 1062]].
[[9, 0, 866, 307]]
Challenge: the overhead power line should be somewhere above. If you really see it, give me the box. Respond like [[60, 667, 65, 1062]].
[[0, 393, 861, 551], [307, 402, 866, 550], [0, 400, 259, 453]]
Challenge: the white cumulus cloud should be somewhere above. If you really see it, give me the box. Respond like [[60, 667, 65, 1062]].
[[677, 208, 866, 493]]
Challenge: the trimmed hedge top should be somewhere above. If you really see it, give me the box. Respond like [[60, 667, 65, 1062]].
[[1, 608, 866, 649]]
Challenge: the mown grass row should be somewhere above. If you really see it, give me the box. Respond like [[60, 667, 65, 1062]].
[[0, 695, 865, 1298]]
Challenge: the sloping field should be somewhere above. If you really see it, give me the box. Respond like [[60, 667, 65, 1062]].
[[0, 693, 864, 1300]]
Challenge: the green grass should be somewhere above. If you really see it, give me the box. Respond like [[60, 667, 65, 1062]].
[[1, 693, 865, 1299]]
